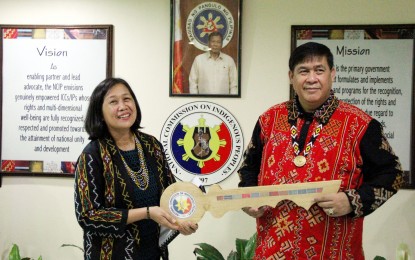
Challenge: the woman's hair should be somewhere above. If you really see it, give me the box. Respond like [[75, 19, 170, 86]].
[[84, 78, 142, 140], [289, 42, 334, 71]]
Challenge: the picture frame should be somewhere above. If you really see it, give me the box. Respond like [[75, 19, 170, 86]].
[[169, 0, 242, 97], [0, 24, 113, 179], [291, 24, 415, 188]]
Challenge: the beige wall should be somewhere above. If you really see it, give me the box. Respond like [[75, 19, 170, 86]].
[[0, 0, 414, 259]]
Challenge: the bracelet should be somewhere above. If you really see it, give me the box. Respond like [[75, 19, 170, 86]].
[[147, 206, 151, 219]]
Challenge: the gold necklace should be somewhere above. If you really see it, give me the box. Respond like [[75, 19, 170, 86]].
[[119, 134, 149, 190]]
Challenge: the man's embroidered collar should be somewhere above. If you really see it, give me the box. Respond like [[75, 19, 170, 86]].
[[287, 89, 339, 125]]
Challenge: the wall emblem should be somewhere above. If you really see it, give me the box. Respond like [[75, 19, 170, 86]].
[[186, 1, 235, 51], [161, 101, 243, 185]]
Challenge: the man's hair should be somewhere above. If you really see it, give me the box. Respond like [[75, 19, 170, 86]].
[[208, 31, 223, 42], [289, 42, 334, 71], [84, 77, 142, 140]]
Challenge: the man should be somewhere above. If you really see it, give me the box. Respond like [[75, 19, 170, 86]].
[[238, 42, 403, 259], [189, 31, 238, 95]]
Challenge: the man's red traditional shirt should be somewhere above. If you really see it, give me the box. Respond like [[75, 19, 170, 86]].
[[238, 96, 403, 259]]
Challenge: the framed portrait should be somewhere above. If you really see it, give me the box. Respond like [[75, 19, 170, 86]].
[[169, 0, 242, 97], [291, 24, 415, 188], [0, 24, 113, 179]]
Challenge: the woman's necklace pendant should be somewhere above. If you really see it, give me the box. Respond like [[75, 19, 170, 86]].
[[293, 155, 306, 167]]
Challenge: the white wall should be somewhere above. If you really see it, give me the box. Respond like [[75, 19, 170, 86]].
[[0, 0, 414, 259]]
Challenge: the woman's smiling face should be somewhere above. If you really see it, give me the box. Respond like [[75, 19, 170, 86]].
[[102, 83, 137, 136]]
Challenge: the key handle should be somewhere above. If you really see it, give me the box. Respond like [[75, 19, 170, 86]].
[[160, 180, 341, 223]]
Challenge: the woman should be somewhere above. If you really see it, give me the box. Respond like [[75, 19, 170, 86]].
[[74, 78, 197, 260]]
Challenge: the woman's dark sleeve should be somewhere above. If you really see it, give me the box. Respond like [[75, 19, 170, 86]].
[[74, 148, 128, 235], [154, 137, 176, 189], [345, 119, 404, 217], [238, 121, 264, 187]]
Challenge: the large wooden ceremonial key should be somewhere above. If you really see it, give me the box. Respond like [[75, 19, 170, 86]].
[[160, 180, 341, 223]]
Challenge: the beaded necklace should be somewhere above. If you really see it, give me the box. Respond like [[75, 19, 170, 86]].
[[290, 121, 323, 167], [288, 90, 337, 167], [119, 134, 149, 190]]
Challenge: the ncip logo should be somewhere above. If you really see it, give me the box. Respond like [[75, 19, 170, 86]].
[[160, 102, 243, 186]]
